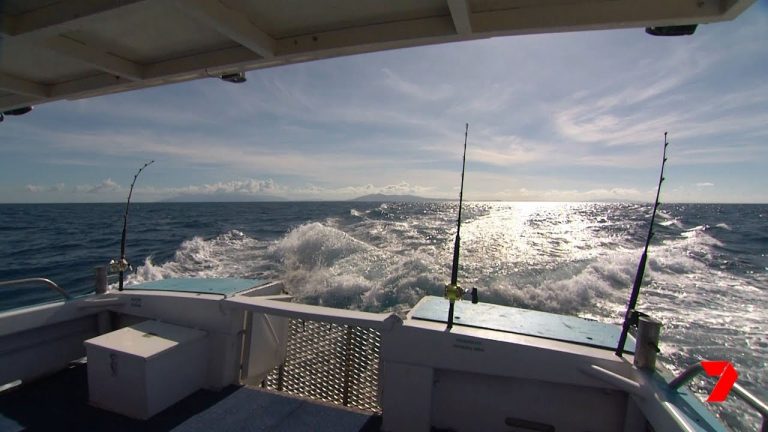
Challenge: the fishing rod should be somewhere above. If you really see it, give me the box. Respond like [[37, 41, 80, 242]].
[[445, 123, 469, 330], [615, 133, 668, 357], [114, 160, 154, 291]]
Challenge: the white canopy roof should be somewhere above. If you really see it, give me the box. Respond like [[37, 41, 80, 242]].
[[0, 0, 755, 112]]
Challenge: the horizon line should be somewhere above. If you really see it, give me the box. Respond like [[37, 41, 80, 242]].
[[1, 200, 767, 205]]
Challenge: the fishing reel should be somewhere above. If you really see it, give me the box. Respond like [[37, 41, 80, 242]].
[[444, 282, 479, 329], [109, 258, 134, 291], [444, 283, 478, 304], [108, 258, 132, 274], [444, 283, 464, 302]]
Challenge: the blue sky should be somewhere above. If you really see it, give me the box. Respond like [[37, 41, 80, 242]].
[[1, 2, 767, 203]]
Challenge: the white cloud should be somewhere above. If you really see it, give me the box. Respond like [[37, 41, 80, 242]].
[[696, 182, 714, 187], [515, 187, 645, 202], [86, 178, 121, 193], [136, 179, 436, 201], [25, 183, 68, 193], [554, 90, 683, 148], [15, 171, 665, 203], [164, 178, 283, 196], [381, 68, 453, 101], [88, 178, 120, 193], [41, 129, 400, 184], [469, 133, 550, 166], [285, 180, 434, 200]]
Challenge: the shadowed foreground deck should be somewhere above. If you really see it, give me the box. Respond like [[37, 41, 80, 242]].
[[0, 363, 381, 432]]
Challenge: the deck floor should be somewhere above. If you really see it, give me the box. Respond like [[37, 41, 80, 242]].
[[0, 364, 381, 432]]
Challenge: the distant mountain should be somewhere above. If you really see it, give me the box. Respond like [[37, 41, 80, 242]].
[[350, 193, 445, 202], [163, 193, 286, 202]]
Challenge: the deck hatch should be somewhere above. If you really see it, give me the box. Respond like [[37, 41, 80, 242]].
[[411, 296, 635, 353], [128, 277, 264, 296]]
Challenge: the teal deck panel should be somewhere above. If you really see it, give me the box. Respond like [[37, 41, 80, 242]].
[[127, 278, 265, 297], [411, 296, 635, 353]]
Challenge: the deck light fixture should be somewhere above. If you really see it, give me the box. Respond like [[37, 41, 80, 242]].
[[219, 72, 247, 83], [646, 24, 697, 36], [0, 106, 33, 123]]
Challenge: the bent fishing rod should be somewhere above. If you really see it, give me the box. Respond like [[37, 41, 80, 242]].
[[446, 123, 469, 330], [615, 133, 668, 357], [114, 160, 154, 291]]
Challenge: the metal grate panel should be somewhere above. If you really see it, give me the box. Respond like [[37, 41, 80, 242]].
[[264, 319, 382, 412]]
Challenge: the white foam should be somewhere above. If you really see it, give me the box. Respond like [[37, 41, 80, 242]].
[[124, 230, 269, 286], [119, 206, 747, 320], [659, 219, 683, 229], [267, 222, 444, 311], [269, 222, 371, 269]]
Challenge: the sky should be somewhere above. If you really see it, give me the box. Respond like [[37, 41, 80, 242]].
[[1, 2, 767, 204]]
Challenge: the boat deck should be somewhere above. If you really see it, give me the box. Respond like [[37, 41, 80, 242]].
[[0, 363, 381, 432]]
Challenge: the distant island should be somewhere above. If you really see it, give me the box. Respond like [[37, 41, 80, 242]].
[[350, 194, 446, 202]]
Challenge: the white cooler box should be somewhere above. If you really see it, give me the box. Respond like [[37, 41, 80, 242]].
[[84, 320, 208, 419]]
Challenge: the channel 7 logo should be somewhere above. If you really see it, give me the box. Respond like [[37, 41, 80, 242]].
[[701, 361, 738, 402]]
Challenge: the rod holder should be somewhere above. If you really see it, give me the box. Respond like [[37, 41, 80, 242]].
[[95, 266, 108, 294], [634, 316, 662, 370]]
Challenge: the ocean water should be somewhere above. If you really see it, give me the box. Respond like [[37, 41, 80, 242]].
[[0, 201, 765, 430]]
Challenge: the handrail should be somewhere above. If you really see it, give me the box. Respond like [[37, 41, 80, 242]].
[[670, 363, 767, 432], [668, 362, 704, 389], [0, 278, 71, 300], [224, 295, 402, 331]]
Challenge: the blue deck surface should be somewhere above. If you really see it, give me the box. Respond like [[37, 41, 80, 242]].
[[412, 296, 635, 353], [127, 278, 264, 297]]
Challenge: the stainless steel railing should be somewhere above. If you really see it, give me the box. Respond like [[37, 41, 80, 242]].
[[670, 363, 768, 432], [0, 278, 71, 300]]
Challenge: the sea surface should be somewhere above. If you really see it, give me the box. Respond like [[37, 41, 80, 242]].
[[0, 201, 766, 430]]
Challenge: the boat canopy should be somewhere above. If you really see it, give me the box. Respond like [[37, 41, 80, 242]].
[[0, 0, 755, 112]]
